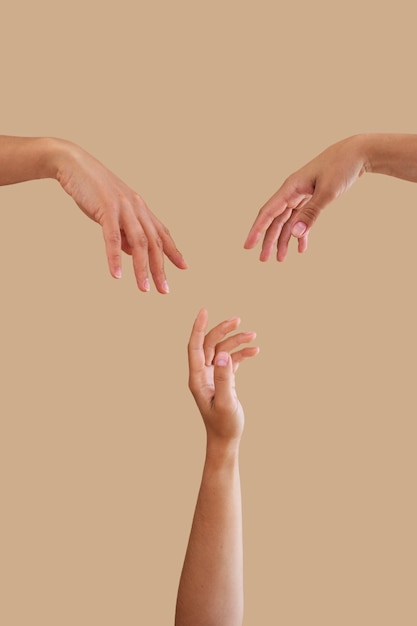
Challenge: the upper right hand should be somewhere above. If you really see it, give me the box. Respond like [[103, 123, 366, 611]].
[[244, 135, 368, 262]]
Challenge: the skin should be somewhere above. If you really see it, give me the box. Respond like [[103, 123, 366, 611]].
[[244, 133, 417, 262], [175, 309, 259, 626], [0, 135, 187, 292]]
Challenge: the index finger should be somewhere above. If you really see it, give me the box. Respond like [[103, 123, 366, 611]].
[[244, 178, 313, 250], [188, 308, 209, 374], [244, 190, 289, 250]]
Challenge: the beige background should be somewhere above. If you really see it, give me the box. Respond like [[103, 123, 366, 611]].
[[1, 1, 416, 624]]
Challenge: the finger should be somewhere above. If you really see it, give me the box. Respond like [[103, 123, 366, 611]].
[[289, 184, 335, 240], [276, 215, 295, 262], [275, 217, 309, 260], [155, 220, 188, 270], [147, 230, 169, 294], [244, 191, 289, 250], [214, 331, 256, 356], [121, 230, 132, 256], [231, 346, 260, 373], [188, 308, 209, 376], [102, 218, 123, 279], [244, 182, 307, 250], [132, 209, 170, 294], [259, 207, 292, 262], [213, 352, 236, 413], [203, 317, 241, 366], [136, 204, 186, 293], [297, 231, 309, 254], [121, 213, 150, 292]]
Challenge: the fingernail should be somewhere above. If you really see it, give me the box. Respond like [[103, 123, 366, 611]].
[[162, 280, 170, 293], [292, 221, 307, 237], [144, 278, 150, 292], [215, 353, 229, 367], [114, 268, 122, 279]]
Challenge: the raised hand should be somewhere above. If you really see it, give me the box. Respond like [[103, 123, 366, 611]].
[[188, 308, 259, 443], [176, 309, 258, 626]]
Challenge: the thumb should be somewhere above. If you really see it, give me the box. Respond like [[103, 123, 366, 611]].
[[213, 352, 235, 410], [291, 186, 334, 238]]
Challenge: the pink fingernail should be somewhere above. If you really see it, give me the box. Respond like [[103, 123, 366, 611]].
[[215, 353, 228, 367], [115, 268, 122, 279], [162, 280, 170, 293], [144, 279, 150, 291], [292, 221, 307, 237]]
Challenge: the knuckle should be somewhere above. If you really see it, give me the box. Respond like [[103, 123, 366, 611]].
[[151, 236, 163, 251], [262, 205, 276, 220], [160, 223, 171, 238], [132, 232, 149, 250], [214, 373, 228, 386], [132, 192, 146, 207], [301, 205, 321, 222], [109, 251, 121, 262], [106, 230, 121, 245], [283, 174, 297, 191]]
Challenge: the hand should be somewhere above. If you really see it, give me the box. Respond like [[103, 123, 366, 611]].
[[244, 135, 368, 262], [188, 309, 259, 443], [55, 140, 188, 292]]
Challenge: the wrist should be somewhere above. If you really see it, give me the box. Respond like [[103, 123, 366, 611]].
[[356, 133, 384, 174], [356, 133, 413, 176], [206, 437, 241, 467], [339, 134, 370, 174], [0, 136, 73, 184], [44, 137, 82, 183], [28, 137, 68, 180]]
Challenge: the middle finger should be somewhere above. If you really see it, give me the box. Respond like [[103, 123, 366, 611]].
[[203, 317, 241, 366]]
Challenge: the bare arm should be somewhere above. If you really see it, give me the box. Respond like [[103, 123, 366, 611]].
[[0, 136, 58, 184], [175, 309, 258, 626], [176, 445, 243, 626], [244, 133, 417, 262], [0, 135, 187, 291]]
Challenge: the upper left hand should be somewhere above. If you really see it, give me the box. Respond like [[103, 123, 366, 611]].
[[55, 140, 188, 292]]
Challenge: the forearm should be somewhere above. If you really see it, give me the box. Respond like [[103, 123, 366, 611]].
[[0, 135, 67, 185], [175, 441, 243, 626], [360, 133, 417, 182]]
